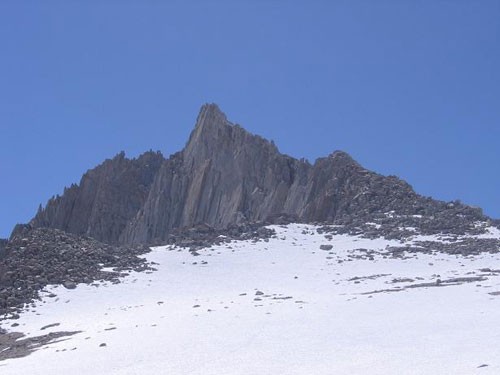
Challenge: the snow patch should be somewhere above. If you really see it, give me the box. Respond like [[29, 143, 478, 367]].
[[1, 223, 499, 374]]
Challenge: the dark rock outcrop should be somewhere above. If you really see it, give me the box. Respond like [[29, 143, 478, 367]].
[[0, 239, 7, 259], [23, 151, 164, 243], [23, 103, 491, 245]]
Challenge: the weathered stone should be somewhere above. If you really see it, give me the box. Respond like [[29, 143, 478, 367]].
[[63, 282, 77, 290]]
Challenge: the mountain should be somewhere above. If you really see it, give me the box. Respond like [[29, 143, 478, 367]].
[[2, 105, 500, 373], [19, 104, 489, 245]]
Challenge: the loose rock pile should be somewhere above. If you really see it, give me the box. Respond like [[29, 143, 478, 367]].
[[319, 210, 497, 241], [385, 238, 500, 257], [0, 222, 277, 320], [163, 221, 276, 251], [0, 228, 151, 319], [317, 217, 500, 256]]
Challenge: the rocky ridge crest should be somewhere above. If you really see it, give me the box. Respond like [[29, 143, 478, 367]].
[[18, 104, 491, 245]]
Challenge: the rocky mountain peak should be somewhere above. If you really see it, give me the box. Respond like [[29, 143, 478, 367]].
[[183, 103, 279, 166], [329, 150, 356, 162], [183, 103, 232, 163], [325, 150, 362, 169], [186, 103, 230, 145], [17, 103, 493, 245], [195, 103, 229, 130]]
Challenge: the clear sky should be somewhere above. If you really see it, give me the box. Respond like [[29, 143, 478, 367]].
[[1, 1, 499, 238]]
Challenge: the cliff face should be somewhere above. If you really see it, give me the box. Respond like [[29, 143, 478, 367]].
[[25, 104, 486, 244], [29, 151, 165, 243], [120, 104, 309, 243]]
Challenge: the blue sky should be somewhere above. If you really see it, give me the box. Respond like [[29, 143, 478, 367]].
[[1, 1, 499, 238]]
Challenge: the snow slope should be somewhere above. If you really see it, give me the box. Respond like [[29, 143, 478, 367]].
[[1, 223, 500, 374]]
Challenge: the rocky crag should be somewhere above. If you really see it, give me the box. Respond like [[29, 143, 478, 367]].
[[18, 104, 492, 245], [26, 150, 164, 244]]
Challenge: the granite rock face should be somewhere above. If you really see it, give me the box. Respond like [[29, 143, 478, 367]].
[[24, 104, 489, 244], [120, 105, 310, 243], [24, 151, 164, 243]]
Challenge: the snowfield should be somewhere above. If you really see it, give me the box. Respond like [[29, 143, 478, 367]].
[[1, 223, 500, 374]]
